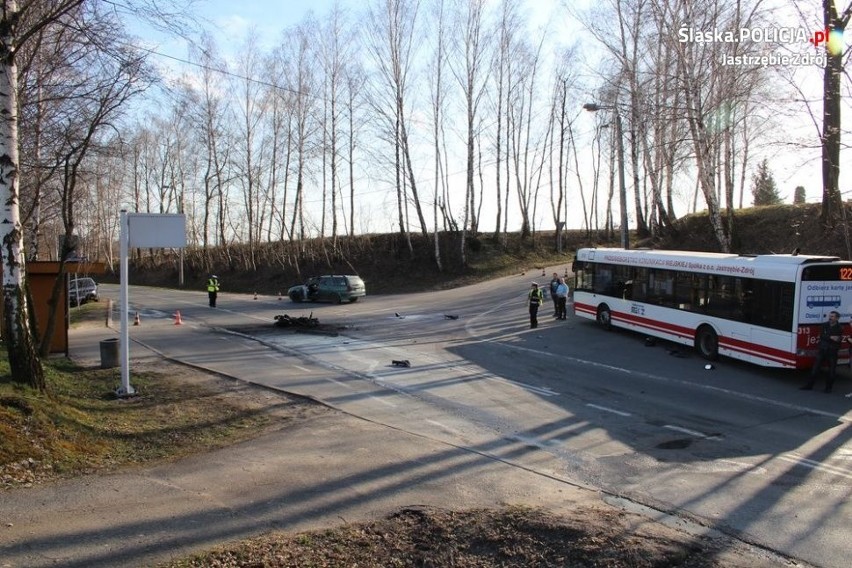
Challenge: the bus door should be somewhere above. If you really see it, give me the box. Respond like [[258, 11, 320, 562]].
[[737, 278, 794, 365], [707, 276, 751, 344]]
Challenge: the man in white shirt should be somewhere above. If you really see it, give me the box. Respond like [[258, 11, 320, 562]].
[[555, 277, 569, 320]]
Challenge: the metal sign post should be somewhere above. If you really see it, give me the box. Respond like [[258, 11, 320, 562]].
[[117, 210, 187, 397], [118, 210, 133, 396]]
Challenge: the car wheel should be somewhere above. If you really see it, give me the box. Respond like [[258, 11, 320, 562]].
[[596, 304, 613, 331], [349, 297, 359, 303], [695, 325, 719, 361], [289, 292, 302, 302]]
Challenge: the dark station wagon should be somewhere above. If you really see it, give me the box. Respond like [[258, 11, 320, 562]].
[[288, 275, 366, 304]]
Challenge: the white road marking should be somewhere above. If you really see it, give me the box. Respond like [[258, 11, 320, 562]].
[[293, 365, 312, 373], [425, 419, 459, 434], [780, 453, 852, 480], [715, 459, 767, 474], [494, 377, 558, 397], [586, 403, 632, 417], [327, 378, 355, 390], [369, 394, 397, 407], [494, 343, 852, 424], [664, 425, 721, 440]]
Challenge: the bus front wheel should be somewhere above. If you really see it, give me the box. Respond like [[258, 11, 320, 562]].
[[695, 326, 719, 361], [597, 305, 613, 331]]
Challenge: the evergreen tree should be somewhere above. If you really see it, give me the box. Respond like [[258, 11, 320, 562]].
[[752, 159, 782, 206], [793, 186, 806, 204]]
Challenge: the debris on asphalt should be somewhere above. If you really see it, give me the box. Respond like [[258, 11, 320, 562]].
[[274, 313, 319, 328], [444, 314, 459, 320], [391, 360, 411, 368]]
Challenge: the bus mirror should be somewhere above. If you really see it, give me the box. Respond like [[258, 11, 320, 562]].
[[572, 261, 583, 272]]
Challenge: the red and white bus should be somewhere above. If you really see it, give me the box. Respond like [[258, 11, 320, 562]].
[[572, 247, 852, 369]]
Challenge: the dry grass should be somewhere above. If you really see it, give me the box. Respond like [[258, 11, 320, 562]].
[[0, 330, 319, 488], [161, 506, 758, 568]]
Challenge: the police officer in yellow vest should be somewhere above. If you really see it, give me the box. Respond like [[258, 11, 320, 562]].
[[528, 282, 544, 329], [207, 275, 220, 307]]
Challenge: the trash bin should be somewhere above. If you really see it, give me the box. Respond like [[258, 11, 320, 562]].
[[99, 338, 119, 369]]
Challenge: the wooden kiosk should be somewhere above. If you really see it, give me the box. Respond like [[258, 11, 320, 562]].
[[2, 261, 107, 355]]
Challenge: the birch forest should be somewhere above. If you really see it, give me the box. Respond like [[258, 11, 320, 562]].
[[1, 0, 849, 385], [12, 0, 848, 267]]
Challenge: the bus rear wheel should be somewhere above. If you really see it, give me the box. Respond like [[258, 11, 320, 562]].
[[597, 305, 613, 331], [695, 326, 719, 361]]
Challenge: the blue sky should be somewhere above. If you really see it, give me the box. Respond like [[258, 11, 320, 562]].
[[194, 0, 340, 46], [192, 0, 568, 47]]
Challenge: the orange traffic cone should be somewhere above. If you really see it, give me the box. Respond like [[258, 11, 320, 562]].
[[133, 311, 141, 326], [278, 291, 282, 300], [174, 310, 183, 325], [254, 291, 258, 300], [541, 268, 546, 277]]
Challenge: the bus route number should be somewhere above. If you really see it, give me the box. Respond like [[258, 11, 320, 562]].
[[841, 267, 852, 280], [798, 327, 819, 346]]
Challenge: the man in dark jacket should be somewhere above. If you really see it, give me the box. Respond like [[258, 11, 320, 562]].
[[549, 273, 560, 316], [801, 310, 846, 393]]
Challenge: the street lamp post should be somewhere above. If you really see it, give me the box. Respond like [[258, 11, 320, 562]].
[[583, 103, 629, 249]]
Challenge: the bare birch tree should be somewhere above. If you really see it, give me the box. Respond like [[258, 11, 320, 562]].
[[232, 30, 269, 269], [319, 4, 355, 246], [428, 0, 449, 270], [491, 0, 522, 242], [38, 25, 147, 356], [185, 36, 233, 266], [450, 0, 490, 241], [365, 0, 428, 246]]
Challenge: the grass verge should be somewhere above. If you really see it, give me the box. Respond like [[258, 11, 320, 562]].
[[0, 332, 303, 488]]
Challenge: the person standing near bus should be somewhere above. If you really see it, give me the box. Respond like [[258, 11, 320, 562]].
[[528, 282, 544, 329], [549, 273, 560, 317], [801, 310, 845, 393], [555, 277, 569, 320]]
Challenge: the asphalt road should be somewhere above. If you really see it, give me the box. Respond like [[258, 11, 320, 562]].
[[132, 272, 851, 568], [3, 270, 849, 567]]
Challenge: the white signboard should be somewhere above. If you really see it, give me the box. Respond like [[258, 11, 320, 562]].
[[117, 212, 187, 397], [127, 213, 187, 248], [798, 280, 852, 324]]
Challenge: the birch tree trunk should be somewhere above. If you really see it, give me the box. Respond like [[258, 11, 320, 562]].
[[1, 0, 45, 390], [819, 0, 850, 227]]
